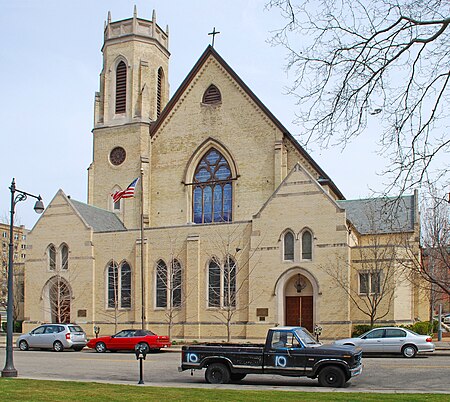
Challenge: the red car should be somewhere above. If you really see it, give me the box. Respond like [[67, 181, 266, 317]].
[[87, 329, 171, 353]]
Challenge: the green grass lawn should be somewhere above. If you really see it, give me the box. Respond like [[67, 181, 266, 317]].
[[0, 379, 448, 401]]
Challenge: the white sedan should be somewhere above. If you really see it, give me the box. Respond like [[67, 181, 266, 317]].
[[333, 327, 435, 358]]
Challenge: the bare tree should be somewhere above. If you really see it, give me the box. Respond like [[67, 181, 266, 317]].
[[402, 187, 450, 317], [320, 206, 409, 327], [204, 224, 262, 342], [267, 1, 450, 193]]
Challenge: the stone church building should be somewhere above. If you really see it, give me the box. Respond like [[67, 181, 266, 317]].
[[24, 11, 427, 340]]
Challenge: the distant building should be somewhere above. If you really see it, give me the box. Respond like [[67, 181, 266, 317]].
[[1, 222, 28, 326], [421, 247, 450, 315], [24, 10, 428, 340]]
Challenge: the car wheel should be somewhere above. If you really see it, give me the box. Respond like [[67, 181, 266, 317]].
[[318, 366, 346, 388], [205, 363, 231, 384], [401, 344, 417, 358], [18, 340, 29, 351], [95, 342, 107, 353], [230, 373, 246, 382], [53, 341, 64, 352]]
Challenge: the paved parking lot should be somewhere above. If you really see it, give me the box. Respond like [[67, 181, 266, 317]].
[[1, 348, 450, 393]]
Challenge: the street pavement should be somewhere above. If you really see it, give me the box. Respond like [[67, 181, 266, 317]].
[[0, 339, 449, 394]]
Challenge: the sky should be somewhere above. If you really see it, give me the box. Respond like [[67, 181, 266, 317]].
[[0, 0, 388, 229]]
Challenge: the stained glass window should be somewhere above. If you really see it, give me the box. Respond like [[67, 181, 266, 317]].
[[284, 232, 294, 261], [193, 148, 232, 223], [302, 231, 312, 260]]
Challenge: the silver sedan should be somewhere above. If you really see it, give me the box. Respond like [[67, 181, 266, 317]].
[[333, 327, 435, 358]]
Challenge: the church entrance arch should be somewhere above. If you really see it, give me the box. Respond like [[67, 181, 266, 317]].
[[42, 276, 72, 324], [274, 268, 319, 333]]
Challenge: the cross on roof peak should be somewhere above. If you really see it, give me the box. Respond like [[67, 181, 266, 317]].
[[208, 27, 220, 48]]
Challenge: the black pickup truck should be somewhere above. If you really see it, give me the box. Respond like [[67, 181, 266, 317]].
[[179, 326, 362, 387]]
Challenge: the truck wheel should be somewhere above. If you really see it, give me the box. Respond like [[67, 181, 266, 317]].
[[230, 373, 247, 382], [205, 363, 231, 384], [318, 366, 346, 388]]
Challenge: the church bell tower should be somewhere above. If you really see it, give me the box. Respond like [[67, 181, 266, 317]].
[[88, 8, 169, 229]]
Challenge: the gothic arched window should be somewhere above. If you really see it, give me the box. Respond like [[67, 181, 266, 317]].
[[208, 257, 236, 308], [156, 259, 167, 308], [107, 261, 132, 309], [60, 244, 69, 270], [156, 259, 183, 308], [48, 244, 56, 271], [283, 231, 294, 261], [115, 61, 127, 114], [193, 148, 232, 224], [302, 230, 313, 260], [171, 259, 182, 308]]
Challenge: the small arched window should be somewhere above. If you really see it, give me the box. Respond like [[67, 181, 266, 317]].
[[193, 148, 232, 223], [115, 61, 127, 114], [302, 231, 312, 260], [61, 244, 69, 270], [156, 260, 167, 308], [283, 231, 294, 261], [157, 67, 164, 117], [48, 244, 56, 271], [202, 84, 221, 104]]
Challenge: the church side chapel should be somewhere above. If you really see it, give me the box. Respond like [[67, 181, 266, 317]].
[[24, 9, 428, 341]]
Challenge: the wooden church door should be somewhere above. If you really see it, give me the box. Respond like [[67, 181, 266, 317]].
[[285, 296, 313, 332]]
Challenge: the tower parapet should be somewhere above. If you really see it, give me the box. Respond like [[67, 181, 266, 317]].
[[104, 11, 169, 52]]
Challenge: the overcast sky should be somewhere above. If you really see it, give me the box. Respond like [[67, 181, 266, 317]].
[[0, 0, 388, 228]]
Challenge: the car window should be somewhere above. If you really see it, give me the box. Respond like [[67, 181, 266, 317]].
[[134, 330, 148, 337], [44, 325, 58, 334], [32, 326, 46, 335], [385, 329, 406, 338], [68, 326, 84, 333], [115, 330, 133, 338], [364, 329, 385, 339], [57, 326, 65, 333]]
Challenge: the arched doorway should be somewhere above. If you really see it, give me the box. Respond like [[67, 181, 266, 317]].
[[285, 274, 313, 331], [43, 276, 71, 323], [274, 268, 319, 333]]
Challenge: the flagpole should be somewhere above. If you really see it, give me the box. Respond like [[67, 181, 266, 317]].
[[140, 167, 145, 330]]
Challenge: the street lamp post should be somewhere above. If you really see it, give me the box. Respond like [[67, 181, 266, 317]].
[[1, 178, 44, 378]]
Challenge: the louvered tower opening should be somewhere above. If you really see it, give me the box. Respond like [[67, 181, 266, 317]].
[[115, 61, 127, 114], [157, 67, 163, 118], [203, 84, 222, 104]]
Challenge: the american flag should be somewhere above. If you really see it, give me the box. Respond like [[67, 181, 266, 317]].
[[111, 178, 139, 203]]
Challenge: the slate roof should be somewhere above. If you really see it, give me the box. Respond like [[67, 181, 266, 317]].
[[337, 195, 416, 235], [70, 199, 127, 232]]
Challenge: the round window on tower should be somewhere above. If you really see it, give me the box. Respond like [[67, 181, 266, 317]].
[[110, 147, 126, 166]]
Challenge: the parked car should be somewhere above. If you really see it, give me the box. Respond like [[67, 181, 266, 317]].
[[17, 323, 87, 352], [87, 329, 171, 353], [442, 314, 450, 324], [333, 327, 434, 358]]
